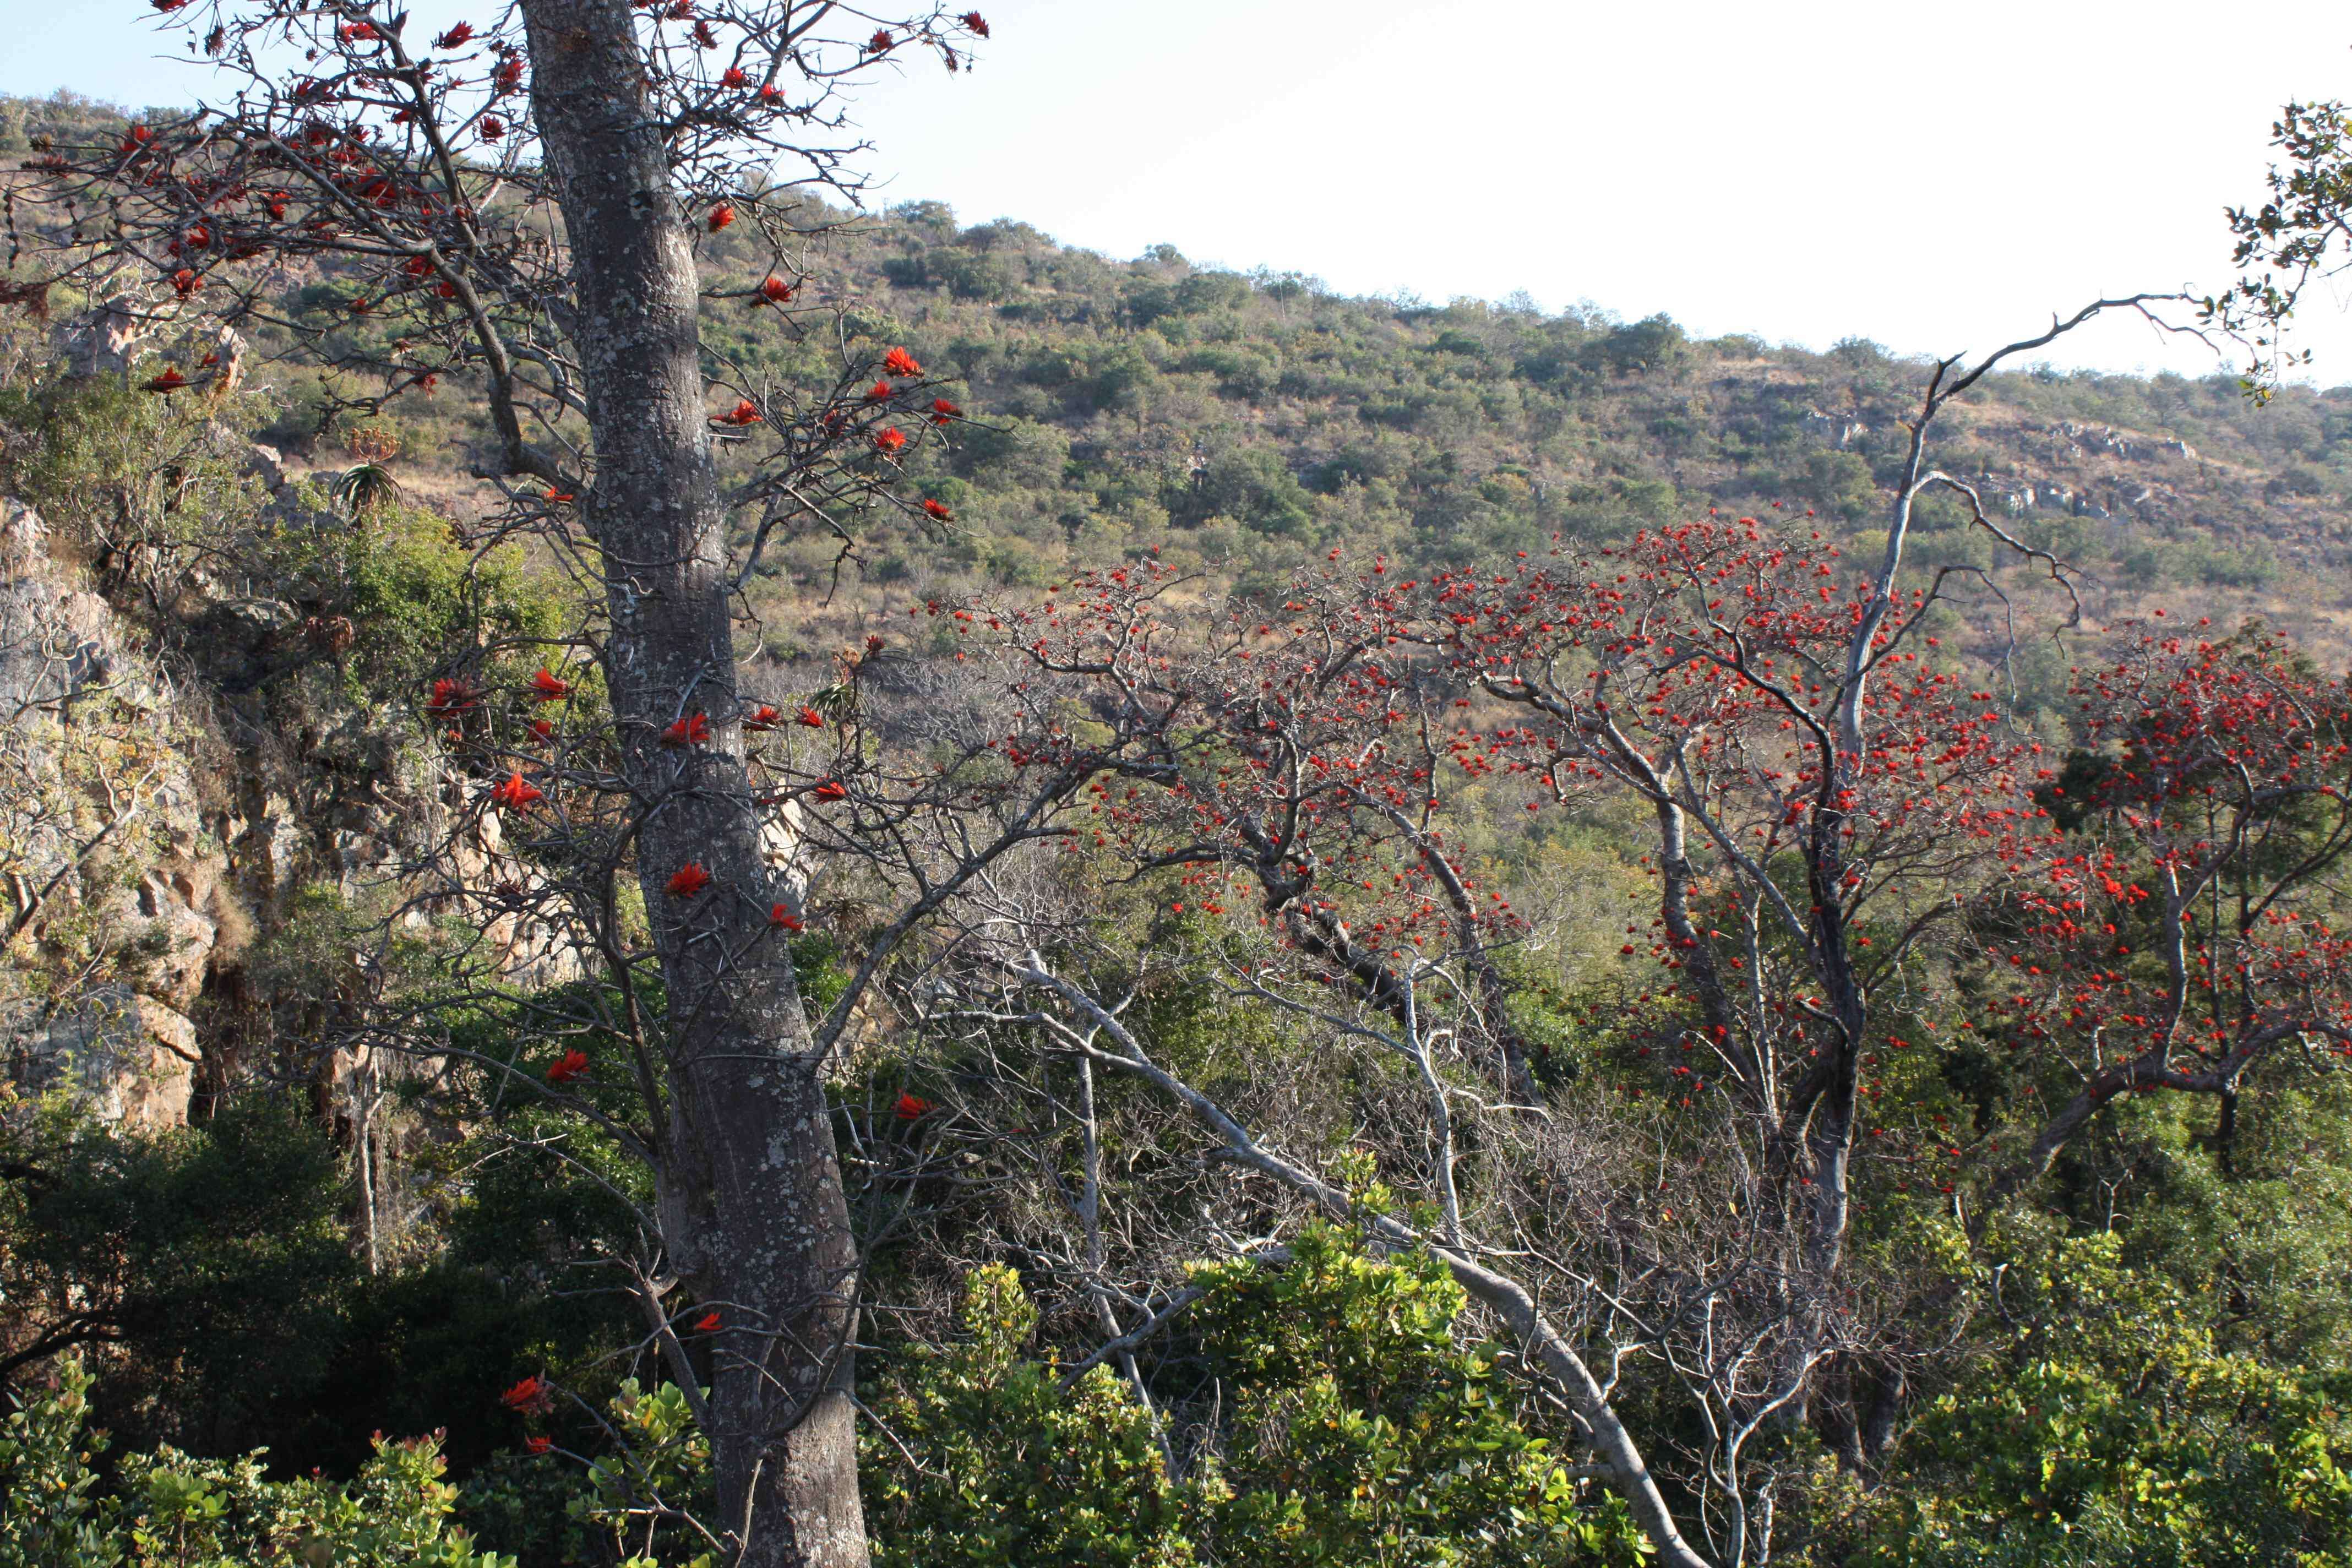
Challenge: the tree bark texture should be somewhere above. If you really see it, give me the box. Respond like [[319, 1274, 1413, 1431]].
[[520, 6, 869, 1564]]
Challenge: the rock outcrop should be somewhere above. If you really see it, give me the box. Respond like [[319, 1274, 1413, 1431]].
[[1, 499, 223, 1127]]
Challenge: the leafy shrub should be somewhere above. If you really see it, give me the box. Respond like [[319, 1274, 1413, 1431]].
[[0, 1362, 515, 1568], [1853, 1232, 2352, 1567], [859, 1225, 1643, 1568]]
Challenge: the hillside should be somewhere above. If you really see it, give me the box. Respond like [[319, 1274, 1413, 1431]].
[[322, 206, 2352, 662], [7, 92, 2348, 660], [10, 57, 2352, 1568]]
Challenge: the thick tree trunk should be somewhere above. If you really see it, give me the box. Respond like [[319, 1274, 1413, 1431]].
[[520, 6, 869, 1564]]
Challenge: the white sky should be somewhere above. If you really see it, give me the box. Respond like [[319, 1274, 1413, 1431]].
[[4, 0, 2347, 381]]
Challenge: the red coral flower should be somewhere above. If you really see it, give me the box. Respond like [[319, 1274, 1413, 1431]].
[[546, 1048, 589, 1083], [872, 427, 907, 456], [769, 904, 804, 932], [720, 66, 749, 89], [694, 1311, 722, 1331], [143, 368, 189, 394], [744, 704, 781, 731], [796, 705, 825, 728], [435, 21, 475, 48], [665, 863, 712, 898], [759, 275, 795, 304], [427, 677, 476, 716], [812, 780, 848, 803], [717, 399, 763, 426], [707, 203, 735, 232], [882, 346, 922, 377], [491, 771, 543, 810], [961, 12, 990, 37], [862, 380, 893, 404], [170, 268, 202, 298], [661, 712, 711, 748], [866, 29, 894, 51], [500, 1376, 553, 1414], [922, 498, 953, 521], [525, 1436, 552, 1455], [530, 668, 572, 701], [894, 1093, 934, 1120]]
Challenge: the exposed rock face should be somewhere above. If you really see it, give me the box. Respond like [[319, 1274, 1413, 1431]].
[[1, 500, 221, 1129], [61, 293, 247, 398], [3, 486, 583, 1130]]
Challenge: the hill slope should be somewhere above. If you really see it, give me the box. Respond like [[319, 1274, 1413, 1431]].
[[8, 91, 2349, 659]]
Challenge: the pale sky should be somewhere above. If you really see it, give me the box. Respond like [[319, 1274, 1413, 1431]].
[[5, 0, 2347, 381]]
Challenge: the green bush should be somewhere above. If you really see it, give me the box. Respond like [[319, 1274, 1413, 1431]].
[[1853, 1231, 2352, 1567], [0, 1362, 514, 1568], [860, 1224, 1643, 1568]]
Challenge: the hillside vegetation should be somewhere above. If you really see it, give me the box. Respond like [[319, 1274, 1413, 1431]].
[[7, 73, 2352, 1568], [10, 91, 2346, 651]]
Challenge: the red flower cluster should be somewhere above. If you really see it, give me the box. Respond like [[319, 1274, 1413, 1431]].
[[142, 368, 188, 395], [797, 705, 826, 728], [530, 668, 572, 701], [661, 712, 711, 747], [500, 1376, 553, 1414], [426, 678, 476, 717], [894, 1093, 934, 1120], [744, 704, 782, 731], [922, 499, 954, 522], [769, 904, 804, 932], [546, 1048, 589, 1084], [882, 346, 922, 377], [962, 12, 990, 37], [435, 21, 475, 48], [759, 275, 795, 304], [666, 862, 712, 898], [707, 204, 735, 232], [872, 428, 907, 456], [490, 771, 543, 810], [717, 399, 762, 426], [812, 780, 848, 803]]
